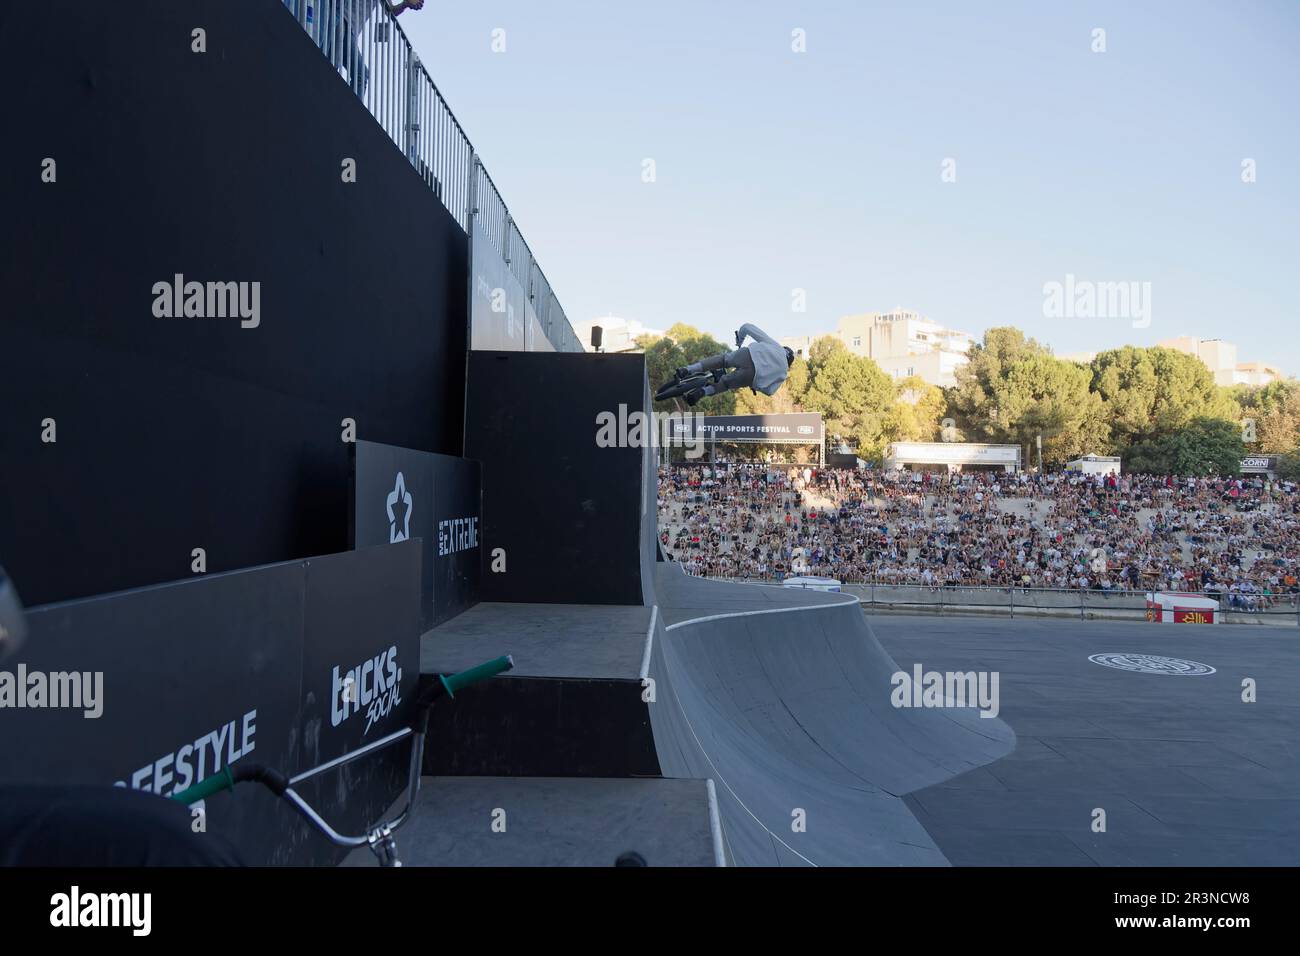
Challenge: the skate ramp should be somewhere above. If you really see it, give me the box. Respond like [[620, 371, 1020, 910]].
[[649, 565, 1015, 865]]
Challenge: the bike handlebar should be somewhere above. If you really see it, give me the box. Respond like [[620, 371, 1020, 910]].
[[172, 766, 235, 805], [410, 654, 514, 730], [443, 654, 514, 697], [170, 762, 289, 806]]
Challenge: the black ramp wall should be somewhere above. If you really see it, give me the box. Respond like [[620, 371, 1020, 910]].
[[0, 0, 467, 605], [465, 351, 650, 605], [0, 540, 423, 866]]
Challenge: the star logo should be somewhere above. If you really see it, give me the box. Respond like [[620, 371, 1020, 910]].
[[387, 471, 413, 543]]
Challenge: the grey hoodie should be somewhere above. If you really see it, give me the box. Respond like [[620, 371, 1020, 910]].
[[738, 324, 789, 396]]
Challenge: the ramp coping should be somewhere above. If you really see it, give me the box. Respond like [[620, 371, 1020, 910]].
[[663, 592, 861, 631], [639, 605, 658, 681], [705, 779, 728, 867]]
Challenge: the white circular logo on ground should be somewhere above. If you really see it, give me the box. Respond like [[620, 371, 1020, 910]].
[[1088, 653, 1216, 676]]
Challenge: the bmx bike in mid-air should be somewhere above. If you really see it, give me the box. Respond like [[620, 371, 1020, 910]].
[[654, 329, 750, 406], [655, 368, 726, 405], [171, 655, 514, 867]]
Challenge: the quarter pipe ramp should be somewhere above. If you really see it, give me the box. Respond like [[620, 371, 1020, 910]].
[[648, 564, 1015, 865]]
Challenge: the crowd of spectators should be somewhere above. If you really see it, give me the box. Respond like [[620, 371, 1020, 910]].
[[658, 462, 1300, 610]]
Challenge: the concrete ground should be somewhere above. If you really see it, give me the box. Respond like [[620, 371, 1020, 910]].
[[342, 776, 720, 867], [872, 614, 1300, 865]]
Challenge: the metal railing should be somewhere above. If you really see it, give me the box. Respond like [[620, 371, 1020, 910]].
[[474, 163, 582, 353], [284, 0, 580, 353], [692, 575, 1300, 625]]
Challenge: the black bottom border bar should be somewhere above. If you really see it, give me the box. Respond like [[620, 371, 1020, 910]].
[[2, 865, 1291, 940]]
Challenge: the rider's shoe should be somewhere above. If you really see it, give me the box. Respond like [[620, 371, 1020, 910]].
[[674, 366, 691, 380], [685, 387, 705, 407]]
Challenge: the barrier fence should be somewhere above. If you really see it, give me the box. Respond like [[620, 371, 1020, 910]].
[[699, 576, 1300, 626], [286, 0, 580, 353]]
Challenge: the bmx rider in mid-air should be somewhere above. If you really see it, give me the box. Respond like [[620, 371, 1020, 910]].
[[663, 323, 795, 405]]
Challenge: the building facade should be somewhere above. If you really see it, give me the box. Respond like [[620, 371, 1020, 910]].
[[780, 309, 973, 388], [1157, 336, 1283, 387]]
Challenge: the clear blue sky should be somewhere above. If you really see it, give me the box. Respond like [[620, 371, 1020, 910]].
[[400, 0, 1299, 374]]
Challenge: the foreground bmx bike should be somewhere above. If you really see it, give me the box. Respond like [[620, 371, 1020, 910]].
[[171, 655, 514, 867]]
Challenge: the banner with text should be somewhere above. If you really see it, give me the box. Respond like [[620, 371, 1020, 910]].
[[351, 440, 482, 628], [666, 412, 824, 446]]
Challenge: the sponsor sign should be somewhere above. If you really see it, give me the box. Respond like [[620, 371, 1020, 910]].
[[299, 542, 421, 776], [352, 440, 482, 628], [665, 413, 824, 445], [1145, 591, 1218, 624], [1240, 456, 1278, 472]]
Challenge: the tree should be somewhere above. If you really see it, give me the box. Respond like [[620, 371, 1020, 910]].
[[948, 327, 1051, 441], [807, 335, 845, 368], [1276, 450, 1300, 481], [801, 347, 897, 459], [1231, 380, 1300, 454], [885, 375, 947, 442], [1125, 417, 1246, 477], [1229, 379, 1297, 418], [948, 330, 1108, 466], [997, 354, 1110, 466], [1089, 346, 1238, 450]]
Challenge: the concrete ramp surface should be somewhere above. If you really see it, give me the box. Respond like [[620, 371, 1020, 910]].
[[649, 565, 1015, 865]]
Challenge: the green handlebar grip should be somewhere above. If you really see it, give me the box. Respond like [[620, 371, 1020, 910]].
[[171, 766, 235, 805], [441, 655, 514, 697]]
